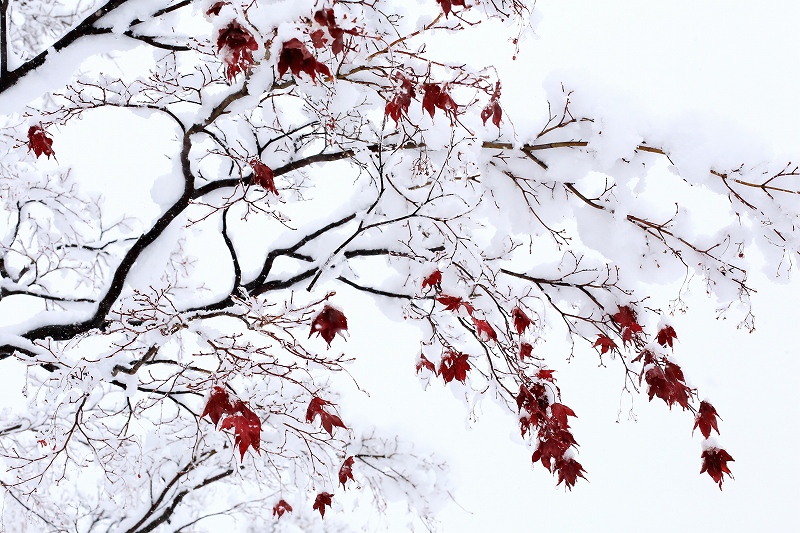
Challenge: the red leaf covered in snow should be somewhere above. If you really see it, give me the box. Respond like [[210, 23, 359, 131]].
[[612, 305, 643, 344], [27, 125, 55, 159], [313, 8, 357, 55], [421, 269, 442, 290], [277, 38, 331, 82], [201, 386, 261, 459], [310, 29, 327, 49], [436, 294, 474, 314], [305, 396, 348, 436], [438, 350, 470, 384], [216, 21, 258, 82], [555, 457, 587, 490], [549, 403, 577, 429], [511, 306, 532, 334], [536, 368, 556, 381], [219, 400, 262, 460], [249, 159, 277, 194], [656, 325, 678, 348], [472, 317, 497, 342], [385, 71, 417, 124], [272, 499, 293, 518], [201, 385, 234, 426], [593, 334, 617, 354], [421, 83, 457, 119], [644, 364, 691, 410], [481, 81, 502, 128], [700, 447, 734, 489], [338, 456, 355, 489], [519, 342, 533, 360], [416, 354, 436, 374], [312, 492, 333, 518], [693, 401, 721, 439], [309, 305, 348, 346]]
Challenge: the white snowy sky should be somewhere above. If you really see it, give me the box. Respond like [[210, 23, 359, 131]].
[[1, 1, 799, 531]]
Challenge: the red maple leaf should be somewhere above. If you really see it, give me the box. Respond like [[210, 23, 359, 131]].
[[249, 159, 277, 194], [472, 317, 497, 342], [206, 1, 227, 16], [309, 305, 348, 346], [555, 457, 587, 490], [421, 269, 442, 290], [536, 368, 556, 381], [277, 38, 332, 82], [436, 294, 474, 314], [216, 21, 258, 82], [519, 342, 533, 360], [200, 385, 234, 426], [313, 8, 357, 56], [272, 499, 293, 518], [481, 81, 502, 128], [612, 305, 643, 344], [305, 396, 347, 436], [438, 350, 470, 384], [593, 334, 617, 354], [312, 492, 333, 518], [693, 400, 721, 439], [201, 386, 261, 459], [656, 325, 678, 348], [219, 400, 261, 460], [415, 354, 436, 374], [338, 456, 355, 489], [436, 0, 466, 17], [421, 83, 457, 119], [27, 125, 55, 159], [644, 364, 691, 410], [549, 403, 577, 429], [310, 29, 327, 49], [511, 306, 532, 334], [385, 71, 417, 124], [700, 447, 734, 489]]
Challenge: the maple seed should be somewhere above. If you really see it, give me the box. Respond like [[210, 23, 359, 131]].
[[27, 125, 55, 159], [310, 305, 348, 346], [272, 499, 293, 518], [313, 492, 333, 518]]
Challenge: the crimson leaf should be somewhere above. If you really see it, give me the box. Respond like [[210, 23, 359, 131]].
[[338, 456, 355, 489], [700, 447, 734, 489], [313, 492, 333, 518], [309, 305, 348, 346], [27, 125, 55, 159], [272, 499, 292, 518]]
